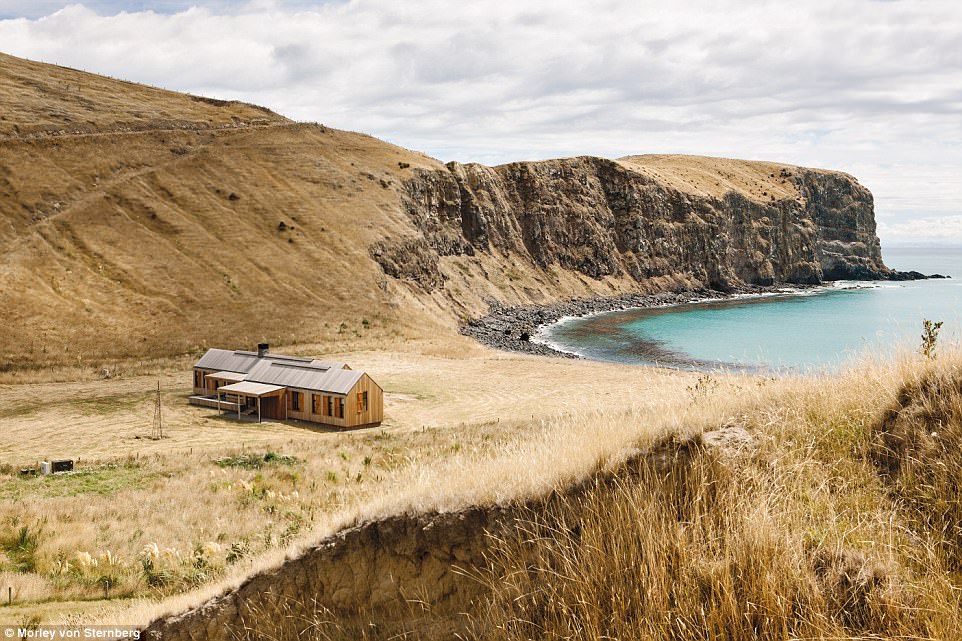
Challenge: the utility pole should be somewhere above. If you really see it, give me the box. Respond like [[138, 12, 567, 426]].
[[152, 380, 164, 440]]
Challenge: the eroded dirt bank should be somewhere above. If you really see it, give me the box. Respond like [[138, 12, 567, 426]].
[[142, 505, 516, 640], [141, 432, 724, 640]]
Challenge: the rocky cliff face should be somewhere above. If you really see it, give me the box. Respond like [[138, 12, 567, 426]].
[[378, 155, 889, 295]]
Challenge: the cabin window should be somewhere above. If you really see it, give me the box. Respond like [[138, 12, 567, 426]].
[[338, 398, 345, 418], [326, 396, 334, 417], [357, 391, 368, 412], [194, 371, 202, 388], [290, 391, 301, 411], [312, 394, 322, 414]]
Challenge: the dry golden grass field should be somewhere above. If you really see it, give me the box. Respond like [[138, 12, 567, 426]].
[[0, 51, 288, 138], [0, 337, 699, 624], [135, 347, 962, 641], [618, 154, 816, 203], [464, 351, 962, 641]]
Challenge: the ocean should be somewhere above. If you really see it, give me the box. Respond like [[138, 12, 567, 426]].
[[539, 247, 962, 373]]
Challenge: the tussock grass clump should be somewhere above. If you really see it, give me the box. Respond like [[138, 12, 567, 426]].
[[467, 437, 926, 641], [214, 451, 299, 470], [460, 356, 962, 640], [1, 522, 45, 574], [870, 362, 962, 571]]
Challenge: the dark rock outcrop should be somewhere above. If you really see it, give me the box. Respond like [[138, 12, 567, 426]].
[[369, 237, 446, 290]]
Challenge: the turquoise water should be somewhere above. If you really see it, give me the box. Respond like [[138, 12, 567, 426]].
[[542, 247, 962, 373]]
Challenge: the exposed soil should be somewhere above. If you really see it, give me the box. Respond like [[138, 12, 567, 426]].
[[141, 428, 746, 640]]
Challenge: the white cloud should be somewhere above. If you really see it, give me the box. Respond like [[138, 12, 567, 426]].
[[879, 215, 962, 247], [1, 0, 960, 244]]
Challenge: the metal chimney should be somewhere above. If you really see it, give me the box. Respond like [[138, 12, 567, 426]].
[[257, 343, 269, 357]]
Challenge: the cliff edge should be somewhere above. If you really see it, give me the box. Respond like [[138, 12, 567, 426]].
[[384, 153, 891, 302]]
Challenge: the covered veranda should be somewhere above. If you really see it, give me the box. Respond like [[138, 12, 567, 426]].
[[215, 381, 286, 423]]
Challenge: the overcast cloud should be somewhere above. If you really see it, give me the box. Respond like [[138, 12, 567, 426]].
[[0, 0, 960, 246]]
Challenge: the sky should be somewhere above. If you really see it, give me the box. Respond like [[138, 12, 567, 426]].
[[0, 1, 960, 247]]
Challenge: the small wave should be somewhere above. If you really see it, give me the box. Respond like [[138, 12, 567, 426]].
[[537, 287, 833, 340], [531, 322, 586, 358], [831, 280, 902, 290], [774, 288, 829, 297]]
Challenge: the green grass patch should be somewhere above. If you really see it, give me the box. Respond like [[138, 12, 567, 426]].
[[214, 451, 299, 470], [0, 403, 43, 420], [70, 392, 150, 416], [0, 392, 152, 420], [0, 463, 155, 500], [0, 522, 44, 573]]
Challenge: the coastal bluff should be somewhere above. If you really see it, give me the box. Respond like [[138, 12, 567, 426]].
[[388, 154, 892, 297]]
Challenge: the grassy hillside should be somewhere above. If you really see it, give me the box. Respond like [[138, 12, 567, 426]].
[[0, 52, 886, 372], [0, 52, 287, 138], [0, 120, 448, 370], [469, 356, 962, 640], [0, 52, 637, 372]]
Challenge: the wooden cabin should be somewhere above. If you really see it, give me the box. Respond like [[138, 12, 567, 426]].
[[189, 344, 383, 428]]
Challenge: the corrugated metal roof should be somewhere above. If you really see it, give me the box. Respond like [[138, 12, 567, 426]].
[[194, 349, 262, 373], [207, 370, 247, 382], [194, 349, 332, 373], [195, 348, 365, 395], [310, 360, 348, 370], [316, 368, 367, 395], [245, 360, 364, 395], [218, 381, 285, 396], [262, 353, 313, 364]]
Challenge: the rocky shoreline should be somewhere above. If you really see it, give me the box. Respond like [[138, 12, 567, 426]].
[[460, 272, 946, 359], [460, 284, 823, 359]]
